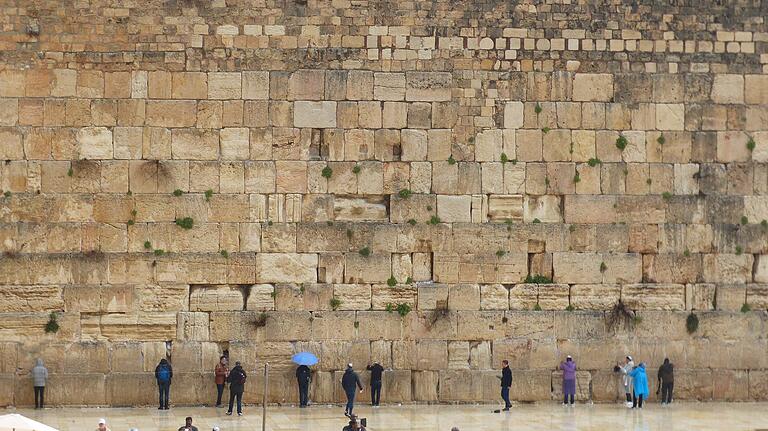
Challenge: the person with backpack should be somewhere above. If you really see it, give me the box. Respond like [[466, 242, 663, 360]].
[[366, 361, 384, 407], [155, 358, 173, 410], [296, 364, 312, 408], [341, 363, 363, 417], [227, 361, 247, 416]]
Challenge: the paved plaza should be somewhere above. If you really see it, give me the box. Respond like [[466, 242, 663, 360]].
[[8, 402, 768, 431]]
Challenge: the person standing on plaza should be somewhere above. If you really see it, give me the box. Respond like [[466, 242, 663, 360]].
[[214, 355, 229, 407], [226, 361, 247, 416], [96, 418, 111, 431], [629, 363, 649, 408], [560, 355, 577, 406], [657, 358, 674, 405], [616, 355, 635, 407], [31, 358, 48, 409], [366, 361, 384, 407], [155, 358, 173, 410], [341, 363, 363, 417], [296, 363, 312, 407], [500, 360, 512, 411]]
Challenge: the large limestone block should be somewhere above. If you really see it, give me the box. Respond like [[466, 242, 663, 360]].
[[382, 370, 412, 402], [402, 310, 458, 340], [553, 252, 602, 283], [208, 311, 264, 342], [711, 74, 744, 104], [436, 195, 471, 223], [455, 311, 505, 341], [356, 311, 403, 340], [0, 285, 63, 312], [703, 254, 753, 283], [675, 369, 713, 400], [76, 127, 113, 159], [504, 101, 524, 129], [447, 284, 481, 310], [412, 370, 439, 401], [333, 196, 387, 221], [405, 72, 452, 101], [0, 375, 13, 406], [564, 195, 616, 224], [510, 370, 553, 401], [572, 74, 613, 102], [716, 131, 751, 162], [601, 253, 642, 284], [264, 311, 312, 341], [487, 195, 523, 222], [189, 285, 244, 311], [457, 252, 527, 284], [537, 284, 570, 310], [98, 313, 176, 341], [344, 254, 390, 284], [570, 284, 620, 310], [714, 284, 747, 311], [177, 312, 210, 341], [171, 129, 218, 160], [686, 283, 716, 311], [371, 285, 417, 310], [480, 284, 509, 310], [33, 374, 106, 406], [524, 195, 562, 223], [643, 254, 702, 284], [294, 101, 337, 128], [508, 284, 538, 310], [333, 284, 372, 310], [256, 253, 317, 283], [208, 72, 241, 99], [106, 373, 156, 406], [437, 370, 485, 401], [311, 311, 357, 340], [417, 284, 449, 310], [620, 284, 685, 310], [242, 71, 270, 100]]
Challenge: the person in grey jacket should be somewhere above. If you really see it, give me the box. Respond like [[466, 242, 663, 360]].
[[31, 358, 48, 409]]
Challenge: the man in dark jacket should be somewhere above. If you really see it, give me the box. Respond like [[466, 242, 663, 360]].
[[296, 364, 312, 407], [500, 360, 512, 411], [657, 358, 674, 404], [366, 361, 384, 407], [155, 358, 173, 410], [226, 361, 247, 416], [341, 363, 363, 416]]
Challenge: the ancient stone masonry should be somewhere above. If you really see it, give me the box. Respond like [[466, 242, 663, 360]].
[[0, 0, 768, 406]]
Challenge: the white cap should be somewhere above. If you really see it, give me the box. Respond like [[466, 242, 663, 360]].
[[347, 363, 353, 367], [98, 419, 106, 425], [566, 355, 572, 359], [212, 427, 220, 431]]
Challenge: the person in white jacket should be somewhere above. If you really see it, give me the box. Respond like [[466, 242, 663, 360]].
[[618, 356, 635, 408]]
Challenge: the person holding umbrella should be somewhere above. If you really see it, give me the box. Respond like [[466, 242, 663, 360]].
[[292, 351, 318, 408]]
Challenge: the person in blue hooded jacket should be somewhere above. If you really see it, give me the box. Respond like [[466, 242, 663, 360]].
[[629, 363, 649, 408]]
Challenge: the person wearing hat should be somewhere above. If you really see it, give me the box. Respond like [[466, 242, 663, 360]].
[[95, 418, 111, 431], [341, 363, 363, 417], [226, 361, 247, 416], [615, 356, 635, 408], [559, 355, 577, 406], [366, 361, 384, 407]]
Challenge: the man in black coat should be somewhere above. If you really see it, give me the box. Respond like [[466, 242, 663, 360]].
[[500, 360, 512, 411], [296, 364, 312, 407], [226, 361, 247, 416], [366, 361, 384, 407], [341, 363, 363, 416]]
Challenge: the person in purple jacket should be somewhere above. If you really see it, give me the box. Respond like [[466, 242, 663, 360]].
[[560, 355, 577, 406]]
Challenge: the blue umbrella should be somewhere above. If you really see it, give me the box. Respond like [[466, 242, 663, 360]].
[[292, 351, 319, 366]]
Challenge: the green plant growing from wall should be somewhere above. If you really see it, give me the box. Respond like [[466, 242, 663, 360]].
[[533, 303, 542, 311], [352, 165, 361, 174], [587, 157, 602, 167], [566, 304, 575, 312], [573, 172, 581, 183], [405, 277, 413, 284], [447, 155, 456, 165], [387, 276, 397, 287], [330, 297, 342, 310], [747, 137, 756, 152], [398, 189, 412, 199], [396, 303, 412, 317], [600, 262, 607, 273], [525, 274, 553, 284], [359, 247, 371, 257], [385, 303, 395, 313], [175, 217, 194, 229], [407, 219, 417, 226], [496, 250, 506, 257], [735, 246, 743, 255], [741, 303, 751, 313], [542, 127, 550, 134], [44, 313, 59, 334], [205, 189, 213, 201], [686, 313, 699, 334], [321, 166, 333, 178], [2, 191, 10, 198], [428, 215, 441, 225], [662, 192, 672, 200], [534, 102, 543, 114], [762, 220, 768, 230], [657, 134, 666, 145], [173, 189, 183, 196], [144, 241, 152, 250], [741, 216, 748, 225], [220, 250, 229, 258], [532, 218, 541, 224], [67, 167, 73, 177], [615, 135, 628, 150], [154, 249, 165, 256], [500, 153, 509, 164]]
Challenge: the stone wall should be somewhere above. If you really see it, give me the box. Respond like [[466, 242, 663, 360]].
[[1, 0, 768, 406]]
